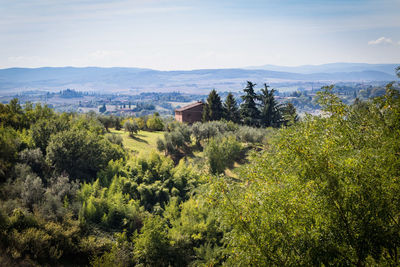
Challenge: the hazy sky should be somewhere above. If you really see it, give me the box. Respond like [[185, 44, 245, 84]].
[[1, 0, 399, 70]]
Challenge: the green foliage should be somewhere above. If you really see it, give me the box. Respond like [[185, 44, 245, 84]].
[[203, 89, 223, 122], [0, 126, 20, 181], [90, 231, 133, 267], [2, 210, 86, 265], [105, 133, 123, 147], [124, 120, 139, 137], [134, 117, 146, 130], [209, 86, 400, 265], [165, 196, 224, 265], [18, 148, 46, 177], [236, 125, 266, 144], [281, 102, 299, 125], [205, 135, 242, 174], [0, 98, 27, 130], [46, 128, 124, 181], [157, 123, 192, 158], [20, 174, 44, 212], [223, 92, 240, 123], [78, 177, 144, 231], [146, 113, 164, 131], [97, 115, 121, 131], [133, 215, 172, 266], [240, 81, 260, 126], [126, 153, 198, 212], [258, 83, 283, 127]]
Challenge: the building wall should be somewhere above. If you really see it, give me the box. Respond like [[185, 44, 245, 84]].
[[175, 111, 183, 122], [175, 104, 203, 124]]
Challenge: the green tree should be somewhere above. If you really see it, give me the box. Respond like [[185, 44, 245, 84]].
[[146, 113, 164, 131], [240, 81, 260, 126], [46, 129, 124, 181], [258, 83, 283, 127], [134, 117, 146, 130], [0, 126, 19, 181], [223, 92, 240, 123], [281, 102, 299, 125], [203, 89, 223, 122], [124, 120, 139, 137]]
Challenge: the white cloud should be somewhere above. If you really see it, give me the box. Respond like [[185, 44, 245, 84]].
[[368, 37, 394, 45]]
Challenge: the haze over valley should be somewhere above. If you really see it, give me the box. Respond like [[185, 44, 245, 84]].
[[0, 63, 397, 95]]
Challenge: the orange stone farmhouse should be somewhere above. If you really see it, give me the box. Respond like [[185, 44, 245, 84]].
[[174, 101, 204, 124]]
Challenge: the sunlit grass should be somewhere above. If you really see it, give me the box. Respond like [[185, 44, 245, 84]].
[[110, 129, 165, 155]]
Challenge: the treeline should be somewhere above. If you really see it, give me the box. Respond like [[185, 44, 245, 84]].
[[202, 81, 298, 127]]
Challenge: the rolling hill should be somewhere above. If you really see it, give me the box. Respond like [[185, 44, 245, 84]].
[[0, 64, 397, 94]]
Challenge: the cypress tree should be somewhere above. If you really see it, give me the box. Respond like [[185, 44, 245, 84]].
[[240, 81, 260, 126], [203, 89, 223, 122], [223, 92, 240, 123]]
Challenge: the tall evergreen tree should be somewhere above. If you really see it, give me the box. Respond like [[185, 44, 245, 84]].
[[258, 83, 282, 127], [240, 81, 260, 126], [202, 89, 223, 122], [281, 102, 299, 125], [223, 93, 240, 122]]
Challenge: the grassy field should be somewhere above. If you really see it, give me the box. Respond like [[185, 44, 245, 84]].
[[110, 129, 165, 155], [109, 128, 244, 177]]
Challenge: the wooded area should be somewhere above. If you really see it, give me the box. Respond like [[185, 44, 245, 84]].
[[0, 73, 399, 266]]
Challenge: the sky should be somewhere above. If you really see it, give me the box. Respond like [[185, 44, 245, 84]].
[[0, 0, 399, 70]]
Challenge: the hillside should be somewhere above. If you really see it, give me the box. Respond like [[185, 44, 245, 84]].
[[0, 65, 396, 94]]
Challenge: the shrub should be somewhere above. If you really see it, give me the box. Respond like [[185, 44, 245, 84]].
[[205, 135, 242, 174], [236, 126, 265, 144], [146, 114, 164, 131], [105, 133, 123, 147], [46, 129, 124, 181]]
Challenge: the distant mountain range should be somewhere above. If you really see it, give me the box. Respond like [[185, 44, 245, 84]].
[[0, 63, 398, 94], [245, 63, 399, 75]]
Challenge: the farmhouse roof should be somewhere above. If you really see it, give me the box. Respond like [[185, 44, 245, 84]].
[[175, 101, 204, 112]]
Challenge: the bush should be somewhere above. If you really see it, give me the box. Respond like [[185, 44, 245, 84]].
[[134, 117, 146, 130], [46, 129, 124, 181], [133, 216, 172, 266], [205, 135, 242, 174], [157, 124, 191, 158], [236, 126, 265, 144], [105, 133, 123, 147], [146, 114, 164, 131]]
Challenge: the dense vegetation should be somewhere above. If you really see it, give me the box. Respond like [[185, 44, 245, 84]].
[[202, 82, 296, 128], [0, 72, 399, 266]]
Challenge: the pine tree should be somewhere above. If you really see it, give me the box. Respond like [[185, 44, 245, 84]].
[[240, 81, 260, 126], [223, 93, 240, 122], [258, 83, 282, 127], [202, 89, 223, 122], [282, 102, 299, 125]]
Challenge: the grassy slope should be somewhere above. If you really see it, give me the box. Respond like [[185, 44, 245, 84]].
[[110, 129, 165, 155], [110, 128, 245, 178]]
